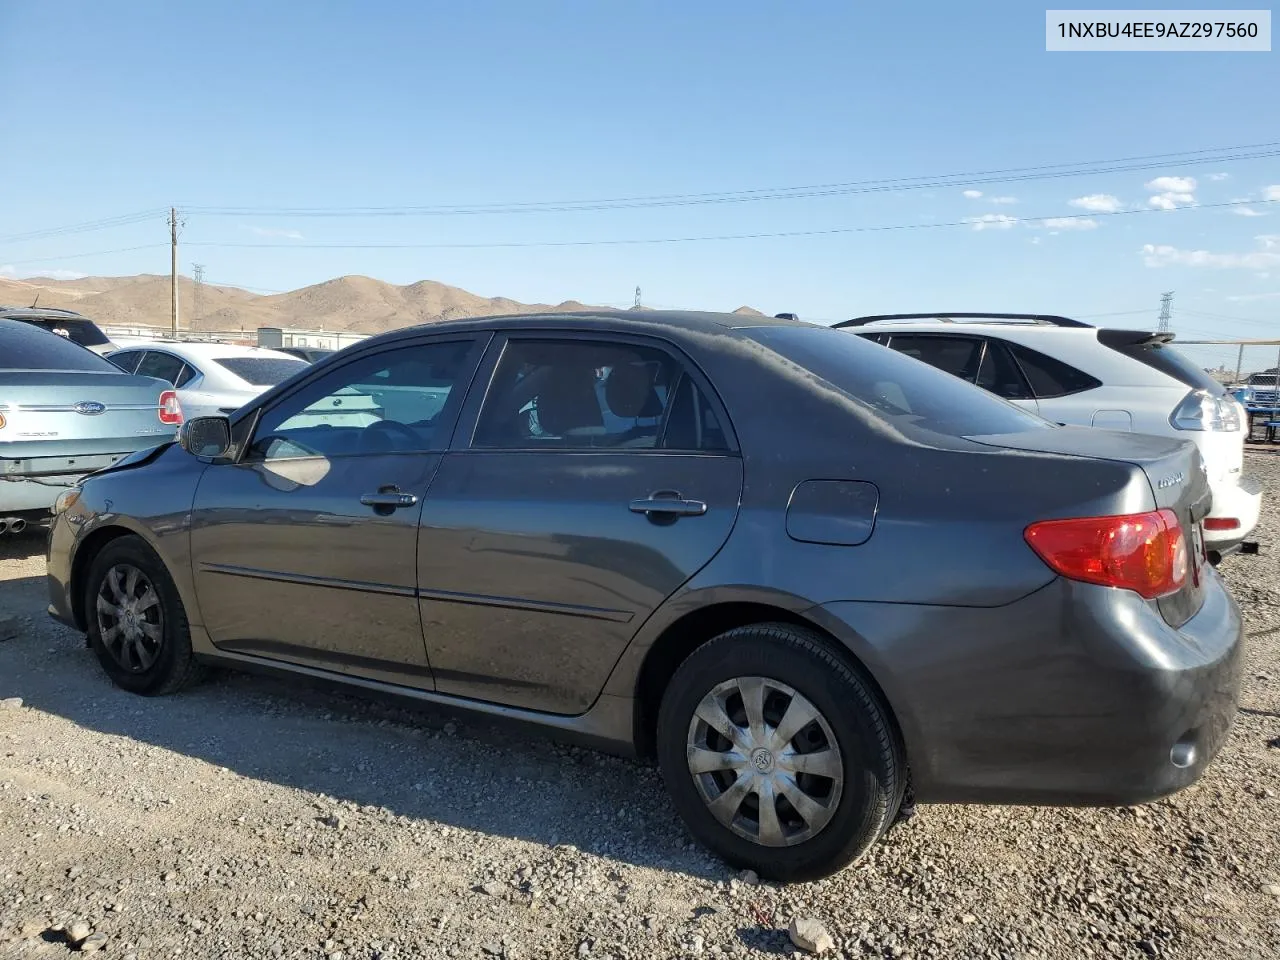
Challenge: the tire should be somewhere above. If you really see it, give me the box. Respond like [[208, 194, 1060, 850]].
[[83, 535, 203, 696], [656, 623, 904, 882]]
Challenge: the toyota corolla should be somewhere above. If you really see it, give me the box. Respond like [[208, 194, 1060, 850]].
[[46, 310, 1242, 881]]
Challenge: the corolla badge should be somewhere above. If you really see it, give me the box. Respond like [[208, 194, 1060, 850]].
[[1156, 471, 1184, 490], [73, 401, 106, 416]]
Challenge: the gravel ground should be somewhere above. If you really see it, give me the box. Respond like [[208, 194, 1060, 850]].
[[2, 456, 1279, 960]]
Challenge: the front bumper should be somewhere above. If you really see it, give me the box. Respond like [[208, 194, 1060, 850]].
[[820, 572, 1243, 806], [1205, 473, 1262, 550], [46, 508, 82, 630]]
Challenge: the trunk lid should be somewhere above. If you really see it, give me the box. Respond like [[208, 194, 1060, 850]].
[[0, 371, 177, 478], [971, 426, 1210, 626]]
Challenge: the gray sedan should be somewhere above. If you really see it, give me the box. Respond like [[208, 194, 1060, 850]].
[[46, 310, 1242, 880]]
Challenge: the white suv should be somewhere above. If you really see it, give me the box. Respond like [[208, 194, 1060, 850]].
[[836, 313, 1260, 559]]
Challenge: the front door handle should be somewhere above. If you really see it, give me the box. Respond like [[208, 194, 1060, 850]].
[[360, 489, 419, 510], [629, 491, 707, 518]]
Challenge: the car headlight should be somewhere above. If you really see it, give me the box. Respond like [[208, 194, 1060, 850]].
[[52, 488, 82, 515], [1170, 390, 1242, 432]]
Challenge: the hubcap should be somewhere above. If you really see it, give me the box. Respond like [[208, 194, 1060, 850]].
[[95, 564, 163, 673], [686, 676, 844, 847]]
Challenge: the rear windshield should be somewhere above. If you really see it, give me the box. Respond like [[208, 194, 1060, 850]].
[[215, 356, 309, 386], [15, 316, 111, 347], [748, 325, 1052, 437], [0, 320, 120, 372], [1098, 332, 1226, 395]]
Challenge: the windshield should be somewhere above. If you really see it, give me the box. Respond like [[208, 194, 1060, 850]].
[[0, 320, 120, 372], [747, 325, 1052, 437], [215, 356, 309, 386]]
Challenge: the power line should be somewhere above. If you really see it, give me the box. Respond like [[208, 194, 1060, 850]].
[[0, 209, 167, 246], [183, 197, 1279, 252], [0, 243, 169, 265], [180, 141, 1280, 218]]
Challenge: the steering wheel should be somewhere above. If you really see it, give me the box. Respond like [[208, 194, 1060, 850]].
[[358, 419, 421, 453]]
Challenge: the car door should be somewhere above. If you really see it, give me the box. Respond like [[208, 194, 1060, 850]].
[[417, 332, 744, 715], [189, 333, 488, 687], [884, 333, 1039, 414]]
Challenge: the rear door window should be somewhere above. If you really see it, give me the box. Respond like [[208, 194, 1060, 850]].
[[472, 338, 730, 452], [1007, 344, 1102, 398], [107, 350, 144, 374], [135, 351, 186, 385], [884, 334, 984, 382], [976, 339, 1034, 400]]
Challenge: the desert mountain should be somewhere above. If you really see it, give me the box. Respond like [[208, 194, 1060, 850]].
[[0, 274, 757, 335]]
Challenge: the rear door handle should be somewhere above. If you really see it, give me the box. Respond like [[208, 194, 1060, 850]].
[[629, 492, 707, 518], [360, 490, 419, 509]]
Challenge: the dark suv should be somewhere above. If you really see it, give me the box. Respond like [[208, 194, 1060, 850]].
[[46, 310, 1242, 880], [0, 305, 115, 355]]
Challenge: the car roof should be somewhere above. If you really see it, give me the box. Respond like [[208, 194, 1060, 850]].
[[111, 340, 304, 360], [0, 306, 97, 322], [355, 309, 805, 348]]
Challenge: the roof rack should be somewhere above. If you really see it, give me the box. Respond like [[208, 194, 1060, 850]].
[[833, 312, 1094, 330]]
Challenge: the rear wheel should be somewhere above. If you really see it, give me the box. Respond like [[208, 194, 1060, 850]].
[[84, 536, 202, 696], [656, 623, 903, 882]]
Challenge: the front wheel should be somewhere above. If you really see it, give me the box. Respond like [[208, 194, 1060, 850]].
[[84, 535, 203, 696], [656, 623, 904, 882]]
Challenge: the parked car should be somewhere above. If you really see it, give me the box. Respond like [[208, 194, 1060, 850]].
[[106, 341, 310, 419], [47, 311, 1241, 880], [0, 319, 181, 530], [275, 346, 335, 363], [0, 305, 117, 355], [838, 313, 1261, 561]]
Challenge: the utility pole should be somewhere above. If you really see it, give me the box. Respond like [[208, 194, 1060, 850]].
[[1157, 290, 1173, 334], [192, 263, 206, 325], [169, 207, 181, 337]]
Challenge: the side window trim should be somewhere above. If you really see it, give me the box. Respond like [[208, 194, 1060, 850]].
[[455, 329, 739, 455], [234, 333, 491, 464]]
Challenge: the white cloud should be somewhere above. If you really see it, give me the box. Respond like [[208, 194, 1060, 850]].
[[0, 265, 87, 280], [1226, 291, 1280, 302], [1040, 217, 1098, 231], [1149, 192, 1196, 210], [1233, 207, 1267, 217], [1141, 236, 1280, 269], [1029, 236, 1042, 245], [1145, 176, 1197, 193], [987, 196, 1018, 205], [1265, 185, 1280, 201], [1069, 193, 1122, 213], [1207, 172, 1230, 182], [245, 225, 305, 240], [962, 189, 983, 199], [965, 214, 1018, 230]]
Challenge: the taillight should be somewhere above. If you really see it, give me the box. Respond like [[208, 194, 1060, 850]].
[[1170, 389, 1241, 432], [1024, 509, 1187, 599], [158, 390, 183, 426]]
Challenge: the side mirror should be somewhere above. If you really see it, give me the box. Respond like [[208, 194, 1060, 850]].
[[178, 416, 233, 459]]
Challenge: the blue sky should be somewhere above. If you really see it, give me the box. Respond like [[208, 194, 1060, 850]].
[[1, 0, 1277, 356]]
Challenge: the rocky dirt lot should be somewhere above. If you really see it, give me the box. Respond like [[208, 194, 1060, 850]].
[[2, 458, 1279, 960]]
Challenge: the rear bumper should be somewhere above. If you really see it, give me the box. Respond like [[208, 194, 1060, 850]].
[[1205, 474, 1262, 550], [0, 475, 80, 513], [819, 573, 1243, 806]]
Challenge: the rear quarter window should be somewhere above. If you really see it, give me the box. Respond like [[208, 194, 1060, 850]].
[[1007, 343, 1102, 398], [748, 326, 1051, 437]]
